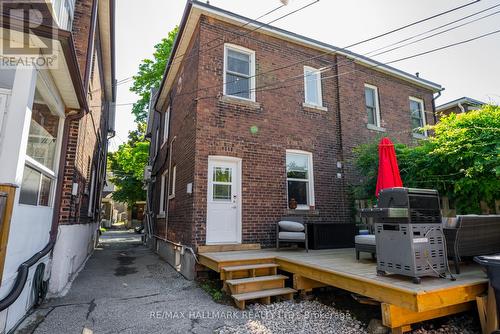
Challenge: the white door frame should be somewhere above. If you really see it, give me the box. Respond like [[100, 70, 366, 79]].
[[206, 155, 242, 245]]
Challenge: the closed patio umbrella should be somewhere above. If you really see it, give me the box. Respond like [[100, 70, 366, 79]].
[[375, 137, 403, 197]]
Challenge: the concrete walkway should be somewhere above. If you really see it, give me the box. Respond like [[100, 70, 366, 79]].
[[16, 230, 244, 334]]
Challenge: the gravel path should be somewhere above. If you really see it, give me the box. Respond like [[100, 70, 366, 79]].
[[215, 300, 368, 334]]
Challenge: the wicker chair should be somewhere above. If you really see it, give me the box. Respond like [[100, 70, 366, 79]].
[[443, 215, 500, 274], [276, 216, 308, 252]]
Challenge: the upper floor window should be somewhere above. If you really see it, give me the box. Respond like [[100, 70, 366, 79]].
[[223, 44, 255, 101], [409, 97, 427, 136], [52, 0, 75, 30], [286, 150, 315, 210], [304, 66, 323, 107], [162, 106, 170, 146], [365, 84, 381, 127]]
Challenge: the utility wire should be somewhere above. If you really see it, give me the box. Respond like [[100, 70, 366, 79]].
[[164, 0, 481, 102]]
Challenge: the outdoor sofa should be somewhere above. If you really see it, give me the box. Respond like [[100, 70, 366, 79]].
[[443, 215, 500, 274]]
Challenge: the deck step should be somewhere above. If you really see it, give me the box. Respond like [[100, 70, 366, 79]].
[[226, 275, 287, 286], [221, 263, 279, 272], [232, 287, 296, 309]]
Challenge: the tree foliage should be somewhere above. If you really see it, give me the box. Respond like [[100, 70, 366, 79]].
[[108, 28, 179, 205], [353, 104, 500, 214], [129, 27, 178, 123], [108, 124, 149, 206]]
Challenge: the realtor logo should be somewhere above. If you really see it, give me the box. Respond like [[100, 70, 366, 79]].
[[0, 1, 58, 68]]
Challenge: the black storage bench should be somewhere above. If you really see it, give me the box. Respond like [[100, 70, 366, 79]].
[[307, 222, 356, 250]]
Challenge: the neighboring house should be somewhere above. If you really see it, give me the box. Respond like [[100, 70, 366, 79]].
[[145, 1, 441, 278], [0, 0, 115, 331], [436, 96, 485, 117]]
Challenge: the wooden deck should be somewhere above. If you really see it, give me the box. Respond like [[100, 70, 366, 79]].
[[199, 248, 488, 333]]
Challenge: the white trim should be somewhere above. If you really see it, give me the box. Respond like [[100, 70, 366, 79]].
[[286, 149, 315, 210], [364, 83, 381, 127], [24, 156, 57, 179], [168, 165, 176, 199], [303, 66, 323, 107], [206, 155, 242, 245], [0, 89, 11, 142], [159, 169, 168, 214], [223, 43, 256, 102], [409, 96, 427, 137], [161, 106, 170, 147]]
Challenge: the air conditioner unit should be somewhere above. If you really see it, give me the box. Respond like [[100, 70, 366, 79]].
[[144, 165, 152, 182]]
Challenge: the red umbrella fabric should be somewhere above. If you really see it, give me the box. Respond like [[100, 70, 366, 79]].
[[375, 137, 403, 197]]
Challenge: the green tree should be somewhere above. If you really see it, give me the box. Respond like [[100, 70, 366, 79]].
[[108, 124, 149, 206], [108, 28, 179, 205], [130, 27, 178, 123], [353, 104, 500, 214]]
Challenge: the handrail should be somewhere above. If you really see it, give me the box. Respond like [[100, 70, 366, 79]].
[[0, 240, 55, 311]]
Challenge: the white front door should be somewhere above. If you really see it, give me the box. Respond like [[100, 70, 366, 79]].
[[206, 156, 241, 244]]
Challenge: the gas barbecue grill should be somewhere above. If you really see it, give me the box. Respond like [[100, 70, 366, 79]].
[[361, 188, 447, 284]]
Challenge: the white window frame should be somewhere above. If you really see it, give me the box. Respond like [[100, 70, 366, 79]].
[[19, 71, 65, 208], [364, 84, 381, 127], [409, 97, 427, 137], [286, 149, 315, 210], [87, 168, 96, 217], [223, 43, 256, 102], [162, 106, 170, 146], [168, 165, 176, 199], [0, 88, 11, 137], [159, 169, 168, 215], [303, 66, 323, 107]]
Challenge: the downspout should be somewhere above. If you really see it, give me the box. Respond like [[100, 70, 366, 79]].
[[432, 88, 444, 123]]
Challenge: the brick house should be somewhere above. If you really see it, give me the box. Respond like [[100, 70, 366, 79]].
[[436, 96, 484, 118], [0, 0, 115, 330], [145, 1, 441, 277]]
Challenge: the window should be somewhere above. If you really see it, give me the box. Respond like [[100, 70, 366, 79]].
[[212, 167, 232, 201], [286, 150, 315, 210], [224, 44, 255, 101], [162, 106, 170, 146], [87, 169, 96, 217], [159, 169, 168, 214], [19, 102, 60, 207], [304, 66, 323, 107], [154, 128, 159, 156], [409, 97, 427, 136], [365, 84, 381, 127], [169, 165, 176, 199]]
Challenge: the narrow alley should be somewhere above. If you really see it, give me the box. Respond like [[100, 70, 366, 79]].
[[16, 231, 244, 334]]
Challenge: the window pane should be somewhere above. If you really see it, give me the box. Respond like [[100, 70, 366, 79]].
[[213, 167, 232, 183], [410, 100, 423, 128], [286, 153, 309, 179], [19, 165, 40, 205], [367, 106, 376, 125], [213, 184, 231, 201], [305, 70, 319, 105], [26, 103, 59, 170], [365, 87, 375, 107], [226, 73, 250, 99], [227, 49, 250, 75], [39, 174, 51, 206], [288, 181, 308, 206]]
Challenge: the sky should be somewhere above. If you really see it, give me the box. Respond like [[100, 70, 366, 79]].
[[112, 0, 500, 150]]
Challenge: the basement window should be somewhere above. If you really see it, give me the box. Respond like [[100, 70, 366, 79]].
[[286, 150, 315, 210], [223, 44, 255, 101]]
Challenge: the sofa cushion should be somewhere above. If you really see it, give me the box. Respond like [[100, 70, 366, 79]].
[[278, 220, 305, 232], [355, 234, 376, 246], [279, 231, 306, 240]]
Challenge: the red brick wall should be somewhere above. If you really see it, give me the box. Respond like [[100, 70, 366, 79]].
[[58, 12, 108, 225], [156, 16, 437, 248], [336, 55, 436, 186], [151, 25, 201, 245]]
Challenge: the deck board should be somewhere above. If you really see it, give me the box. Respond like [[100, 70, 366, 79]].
[[199, 248, 488, 312]]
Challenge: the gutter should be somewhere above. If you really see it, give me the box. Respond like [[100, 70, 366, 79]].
[[432, 88, 444, 124]]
